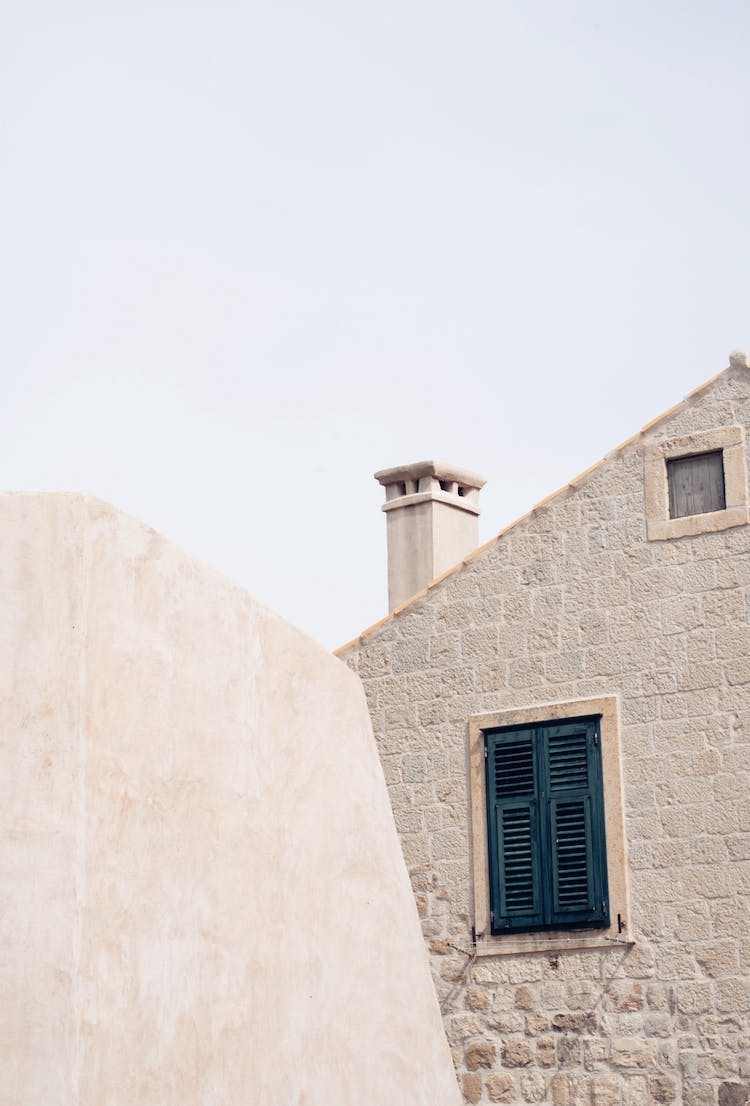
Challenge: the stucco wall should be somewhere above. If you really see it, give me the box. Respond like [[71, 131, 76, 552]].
[[341, 366, 750, 1106], [0, 493, 461, 1106]]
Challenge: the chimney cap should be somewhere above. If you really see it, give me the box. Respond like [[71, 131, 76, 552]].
[[374, 459, 486, 490]]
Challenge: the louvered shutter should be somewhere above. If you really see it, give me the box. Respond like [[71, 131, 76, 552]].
[[485, 717, 609, 934], [541, 720, 609, 928], [486, 729, 544, 931]]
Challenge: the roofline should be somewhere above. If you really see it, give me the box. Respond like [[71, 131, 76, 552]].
[[335, 355, 747, 657]]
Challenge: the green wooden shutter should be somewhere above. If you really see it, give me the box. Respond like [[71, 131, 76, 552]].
[[541, 720, 609, 928], [486, 729, 544, 932]]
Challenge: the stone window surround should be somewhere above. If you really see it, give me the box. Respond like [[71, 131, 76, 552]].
[[644, 424, 750, 541], [468, 696, 631, 957]]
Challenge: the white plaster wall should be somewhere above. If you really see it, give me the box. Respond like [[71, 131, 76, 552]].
[[0, 493, 460, 1106]]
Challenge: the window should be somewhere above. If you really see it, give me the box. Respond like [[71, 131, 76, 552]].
[[485, 717, 609, 934], [644, 425, 749, 541], [469, 697, 629, 956], [667, 450, 725, 519]]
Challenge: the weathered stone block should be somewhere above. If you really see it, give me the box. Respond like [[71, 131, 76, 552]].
[[514, 985, 534, 1010], [696, 941, 739, 978], [391, 639, 430, 674], [520, 1070, 547, 1102], [623, 1074, 653, 1106], [502, 1039, 534, 1067], [489, 985, 518, 1013], [676, 982, 715, 1015], [610, 1037, 654, 1068], [551, 1011, 588, 1032], [644, 1012, 673, 1037], [550, 1074, 571, 1105], [583, 1037, 610, 1070], [607, 982, 645, 1012], [486, 1073, 516, 1102], [465, 1041, 496, 1070], [556, 1037, 581, 1068], [446, 1012, 488, 1039], [488, 1011, 526, 1034], [536, 1037, 556, 1066], [504, 959, 544, 985], [357, 644, 392, 678], [525, 1013, 550, 1036], [716, 977, 750, 1013], [718, 1084, 749, 1106], [648, 1075, 679, 1103], [461, 627, 501, 663], [465, 986, 491, 1013], [589, 1074, 621, 1105], [462, 1072, 483, 1104]]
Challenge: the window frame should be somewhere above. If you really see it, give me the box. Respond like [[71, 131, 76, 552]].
[[486, 716, 609, 934], [469, 696, 630, 956], [644, 425, 749, 541]]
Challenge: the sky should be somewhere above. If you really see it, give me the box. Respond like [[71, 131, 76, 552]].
[[2, 0, 749, 649]]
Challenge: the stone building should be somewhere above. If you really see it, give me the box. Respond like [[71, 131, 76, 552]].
[[338, 353, 750, 1106]]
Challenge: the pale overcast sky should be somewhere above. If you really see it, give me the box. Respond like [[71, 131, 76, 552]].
[[2, 0, 749, 649]]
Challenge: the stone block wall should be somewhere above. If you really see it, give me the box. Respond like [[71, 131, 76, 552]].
[[340, 367, 750, 1106]]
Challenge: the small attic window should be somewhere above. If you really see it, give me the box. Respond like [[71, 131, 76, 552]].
[[439, 480, 450, 492], [667, 450, 726, 519], [457, 486, 466, 497], [645, 425, 749, 541]]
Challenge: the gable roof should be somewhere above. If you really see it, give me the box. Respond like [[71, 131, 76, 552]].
[[335, 351, 749, 656]]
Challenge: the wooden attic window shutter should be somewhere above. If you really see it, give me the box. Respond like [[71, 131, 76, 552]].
[[486, 718, 609, 934], [667, 450, 726, 519]]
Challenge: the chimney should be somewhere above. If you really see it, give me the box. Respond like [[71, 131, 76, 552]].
[[374, 461, 486, 612]]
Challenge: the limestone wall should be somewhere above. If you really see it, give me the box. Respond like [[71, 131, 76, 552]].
[[341, 367, 750, 1106], [0, 493, 461, 1106]]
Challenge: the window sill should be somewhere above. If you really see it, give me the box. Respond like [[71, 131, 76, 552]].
[[475, 929, 635, 958], [646, 504, 750, 541]]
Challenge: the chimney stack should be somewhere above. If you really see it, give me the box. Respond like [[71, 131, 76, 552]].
[[374, 461, 486, 612]]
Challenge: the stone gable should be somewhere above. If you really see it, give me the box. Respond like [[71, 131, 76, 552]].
[[340, 365, 750, 1105]]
